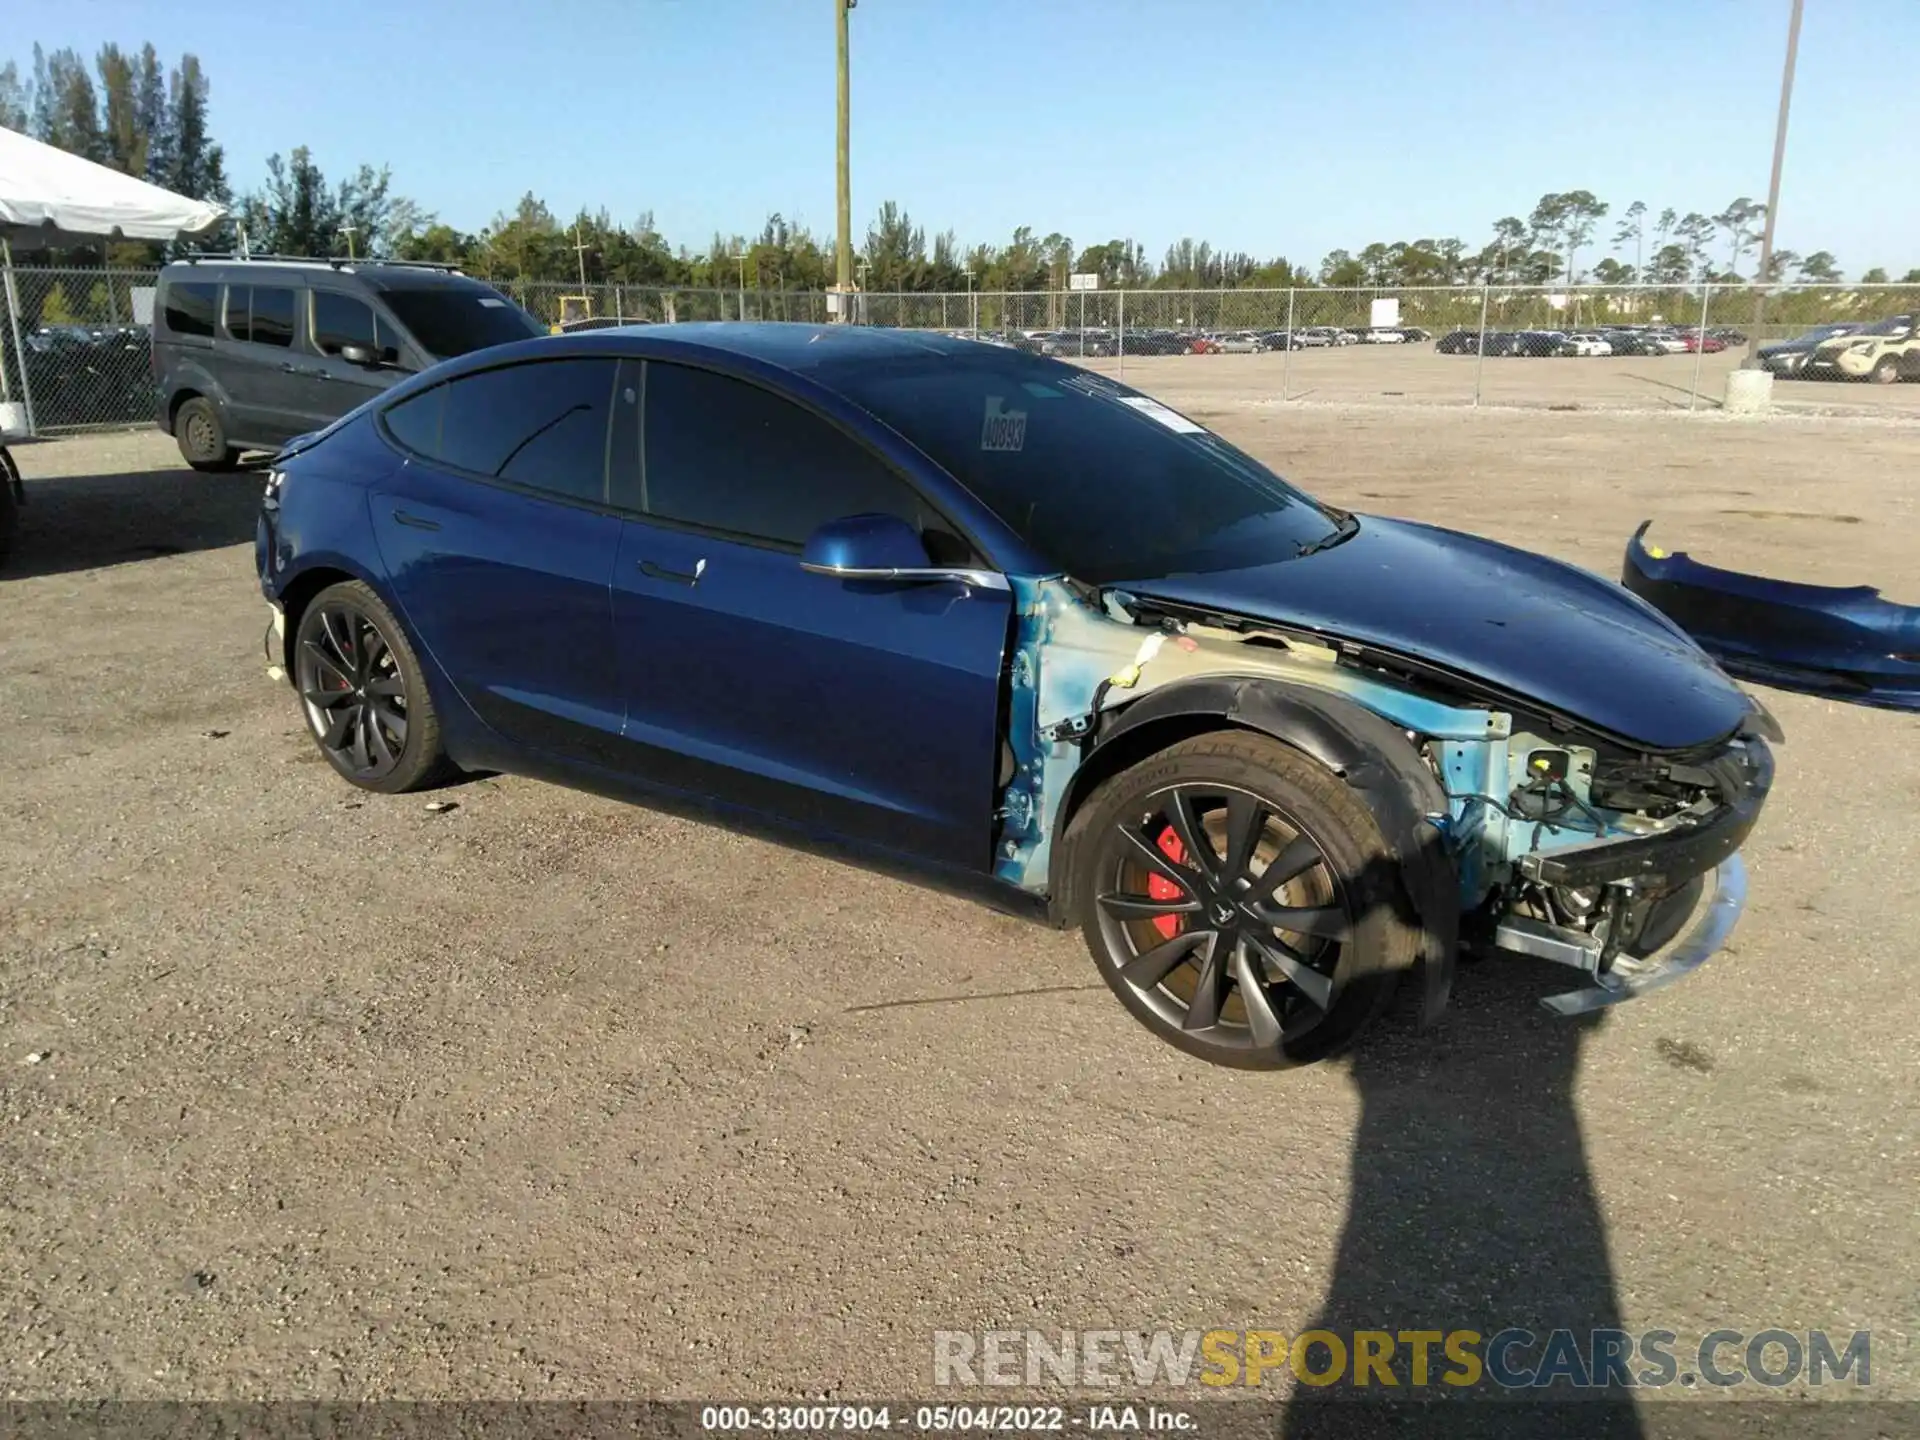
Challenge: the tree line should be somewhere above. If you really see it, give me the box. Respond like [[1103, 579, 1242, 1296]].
[[6, 40, 1918, 294]]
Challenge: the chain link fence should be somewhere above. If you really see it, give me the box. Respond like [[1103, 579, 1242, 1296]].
[[5, 265, 1919, 435]]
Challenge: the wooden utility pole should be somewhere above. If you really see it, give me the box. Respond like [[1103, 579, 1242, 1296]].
[[834, 0, 855, 318], [1747, 0, 1804, 364]]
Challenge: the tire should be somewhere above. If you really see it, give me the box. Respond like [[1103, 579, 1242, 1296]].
[[0, 447, 18, 567], [174, 395, 241, 472], [1060, 731, 1420, 1070], [291, 579, 455, 793], [1871, 354, 1900, 385]]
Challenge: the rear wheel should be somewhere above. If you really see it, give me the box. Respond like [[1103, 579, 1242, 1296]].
[[1063, 732, 1419, 1070], [293, 580, 454, 793], [174, 396, 240, 472]]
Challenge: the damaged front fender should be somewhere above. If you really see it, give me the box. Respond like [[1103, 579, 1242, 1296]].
[[1623, 520, 1920, 712]]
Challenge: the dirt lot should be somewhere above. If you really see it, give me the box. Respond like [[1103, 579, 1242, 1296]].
[[2, 402, 1916, 1412], [1086, 342, 1920, 418]]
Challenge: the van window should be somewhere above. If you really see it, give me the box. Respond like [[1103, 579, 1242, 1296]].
[[162, 281, 219, 338], [312, 291, 378, 356], [226, 285, 297, 348], [380, 287, 541, 359]]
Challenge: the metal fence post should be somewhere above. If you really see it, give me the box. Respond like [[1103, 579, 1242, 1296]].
[[1117, 289, 1126, 377], [1282, 288, 1296, 399], [0, 242, 38, 435], [1688, 283, 1712, 411], [1472, 281, 1491, 408]]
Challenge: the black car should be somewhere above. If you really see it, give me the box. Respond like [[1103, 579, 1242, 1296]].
[[1757, 322, 1865, 376], [1602, 330, 1670, 357], [1436, 329, 1487, 355], [152, 255, 542, 470]]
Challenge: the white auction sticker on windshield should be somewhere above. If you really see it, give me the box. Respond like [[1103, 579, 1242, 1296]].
[[981, 396, 1028, 452], [1117, 396, 1206, 434], [478, 298, 507, 308]]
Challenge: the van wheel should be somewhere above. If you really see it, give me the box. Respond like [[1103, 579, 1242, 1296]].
[[175, 397, 241, 472]]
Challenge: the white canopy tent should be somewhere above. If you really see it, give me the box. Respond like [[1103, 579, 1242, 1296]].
[[0, 125, 227, 436]]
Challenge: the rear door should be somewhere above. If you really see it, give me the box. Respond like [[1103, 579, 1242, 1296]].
[[606, 359, 1012, 869], [218, 281, 308, 446], [369, 357, 625, 764], [302, 287, 411, 431]]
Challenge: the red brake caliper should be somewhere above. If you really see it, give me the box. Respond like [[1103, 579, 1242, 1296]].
[[1148, 826, 1187, 939]]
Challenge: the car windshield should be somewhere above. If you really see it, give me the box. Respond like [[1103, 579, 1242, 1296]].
[[826, 353, 1342, 583], [381, 285, 543, 359]]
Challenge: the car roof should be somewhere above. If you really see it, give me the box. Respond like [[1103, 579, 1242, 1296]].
[[159, 259, 489, 293]]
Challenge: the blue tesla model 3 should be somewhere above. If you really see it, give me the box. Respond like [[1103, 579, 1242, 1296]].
[[257, 323, 1777, 1068]]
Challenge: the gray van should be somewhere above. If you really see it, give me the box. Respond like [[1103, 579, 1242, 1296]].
[[152, 257, 542, 470]]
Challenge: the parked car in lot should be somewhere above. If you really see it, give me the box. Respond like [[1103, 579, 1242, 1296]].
[[1257, 329, 1305, 351], [1679, 331, 1727, 354], [1758, 322, 1866, 376], [1359, 328, 1407, 344], [1601, 330, 1671, 357], [1397, 327, 1432, 342], [257, 322, 1778, 1068], [1214, 331, 1269, 354], [1301, 327, 1358, 347], [152, 255, 542, 469], [1506, 330, 1567, 357], [21, 322, 154, 429], [1435, 328, 1488, 355], [1802, 314, 1920, 383], [1291, 328, 1337, 348], [1562, 332, 1615, 357]]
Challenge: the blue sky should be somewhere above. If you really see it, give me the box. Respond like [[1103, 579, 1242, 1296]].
[[19, 0, 1919, 273]]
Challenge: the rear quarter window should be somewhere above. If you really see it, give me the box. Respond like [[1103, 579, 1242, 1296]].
[[161, 281, 219, 338]]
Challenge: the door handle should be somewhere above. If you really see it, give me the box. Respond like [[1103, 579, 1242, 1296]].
[[391, 509, 441, 531], [639, 557, 706, 586]]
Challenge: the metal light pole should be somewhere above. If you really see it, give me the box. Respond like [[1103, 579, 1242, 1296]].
[[834, 0, 855, 319], [1746, 0, 1804, 365], [734, 251, 749, 321]]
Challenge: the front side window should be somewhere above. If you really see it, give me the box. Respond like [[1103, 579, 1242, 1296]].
[[381, 358, 617, 505], [819, 352, 1340, 584], [311, 290, 378, 357], [639, 362, 944, 550]]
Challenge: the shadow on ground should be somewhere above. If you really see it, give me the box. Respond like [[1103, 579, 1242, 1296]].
[[1277, 957, 1646, 1438], [2, 463, 265, 581]]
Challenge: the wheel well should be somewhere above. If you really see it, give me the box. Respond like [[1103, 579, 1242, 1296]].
[[165, 389, 203, 430], [278, 567, 356, 671], [1056, 712, 1255, 839]]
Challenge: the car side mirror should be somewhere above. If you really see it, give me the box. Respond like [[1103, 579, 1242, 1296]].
[[339, 343, 381, 368], [800, 514, 1005, 590]]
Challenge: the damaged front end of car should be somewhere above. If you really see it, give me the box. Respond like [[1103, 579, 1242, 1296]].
[[994, 575, 1777, 1019], [1623, 521, 1920, 713]]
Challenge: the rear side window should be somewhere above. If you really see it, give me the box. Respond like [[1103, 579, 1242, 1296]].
[[381, 358, 617, 505], [640, 362, 935, 548], [226, 285, 297, 347], [162, 281, 219, 338]]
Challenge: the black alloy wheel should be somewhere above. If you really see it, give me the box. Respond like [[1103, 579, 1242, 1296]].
[[1068, 733, 1418, 1069], [292, 580, 451, 792]]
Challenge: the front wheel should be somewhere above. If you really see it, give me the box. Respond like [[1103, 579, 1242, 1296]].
[[292, 580, 455, 793], [1871, 354, 1901, 385], [1062, 732, 1420, 1070]]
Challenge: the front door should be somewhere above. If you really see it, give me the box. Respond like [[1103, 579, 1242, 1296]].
[[606, 359, 1012, 870], [301, 287, 412, 432], [369, 356, 626, 764]]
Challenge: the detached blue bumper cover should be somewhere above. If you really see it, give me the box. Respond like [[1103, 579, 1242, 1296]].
[[1622, 520, 1920, 712]]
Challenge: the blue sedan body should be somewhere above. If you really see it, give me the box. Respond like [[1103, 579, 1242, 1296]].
[[258, 323, 1776, 1025]]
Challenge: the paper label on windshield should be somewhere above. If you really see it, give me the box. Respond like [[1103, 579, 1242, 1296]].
[[981, 396, 1028, 452], [1118, 396, 1205, 434], [478, 297, 507, 308]]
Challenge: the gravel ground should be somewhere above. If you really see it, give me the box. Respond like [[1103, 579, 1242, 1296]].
[[1, 405, 1915, 1413]]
